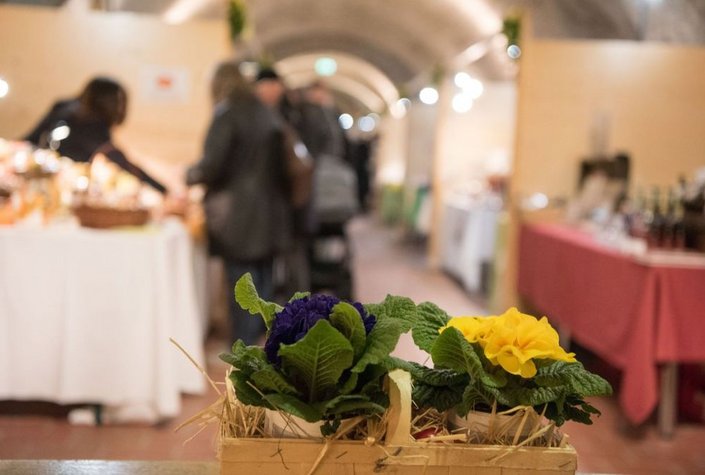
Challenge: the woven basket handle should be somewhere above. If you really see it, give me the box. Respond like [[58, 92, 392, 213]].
[[385, 369, 413, 445]]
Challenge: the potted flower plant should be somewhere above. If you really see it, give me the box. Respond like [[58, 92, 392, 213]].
[[219, 274, 417, 437], [395, 304, 612, 440]]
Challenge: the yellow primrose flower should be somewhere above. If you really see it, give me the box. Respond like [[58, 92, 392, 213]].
[[480, 308, 576, 378], [440, 316, 493, 344]]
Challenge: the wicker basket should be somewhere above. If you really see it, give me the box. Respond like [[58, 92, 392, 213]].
[[73, 204, 150, 229]]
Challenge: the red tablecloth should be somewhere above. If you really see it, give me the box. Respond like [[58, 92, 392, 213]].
[[518, 222, 705, 424]]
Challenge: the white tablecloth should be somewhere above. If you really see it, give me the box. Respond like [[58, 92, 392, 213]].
[[441, 198, 501, 294], [0, 219, 205, 422]]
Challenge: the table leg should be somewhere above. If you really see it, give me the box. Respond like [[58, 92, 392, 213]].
[[658, 363, 678, 439], [93, 404, 103, 426]]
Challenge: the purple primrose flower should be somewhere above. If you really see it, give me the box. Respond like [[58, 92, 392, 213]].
[[264, 294, 376, 365]]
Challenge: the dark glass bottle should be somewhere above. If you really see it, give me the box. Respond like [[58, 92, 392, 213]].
[[673, 201, 686, 250], [662, 188, 677, 249], [647, 187, 664, 249], [630, 188, 647, 239]]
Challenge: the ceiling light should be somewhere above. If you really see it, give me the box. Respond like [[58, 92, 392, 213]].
[[390, 98, 410, 118], [466, 78, 484, 99], [419, 87, 439, 105], [163, 0, 214, 25], [358, 115, 376, 132], [507, 44, 522, 59], [454, 72, 472, 89], [452, 93, 473, 113], [315, 57, 337, 77], [0, 78, 8, 99], [238, 61, 258, 80], [338, 113, 353, 130]]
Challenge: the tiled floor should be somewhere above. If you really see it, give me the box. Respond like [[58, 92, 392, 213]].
[[1, 215, 704, 474]]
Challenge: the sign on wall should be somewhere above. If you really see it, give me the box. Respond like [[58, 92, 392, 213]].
[[139, 66, 191, 103]]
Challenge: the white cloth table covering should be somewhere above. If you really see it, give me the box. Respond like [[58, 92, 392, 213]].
[[0, 219, 205, 422], [441, 199, 500, 293]]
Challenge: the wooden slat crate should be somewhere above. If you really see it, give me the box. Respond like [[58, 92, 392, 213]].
[[219, 437, 577, 475]]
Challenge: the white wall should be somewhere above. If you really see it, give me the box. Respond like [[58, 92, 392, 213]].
[[375, 114, 409, 187], [511, 39, 705, 200], [438, 81, 516, 198], [403, 100, 439, 211]]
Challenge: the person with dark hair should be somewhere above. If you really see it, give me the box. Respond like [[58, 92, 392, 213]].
[[24, 77, 166, 193], [187, 62, 292, 345], [254, 67, 314, 293], [296, 81, 346, 160]]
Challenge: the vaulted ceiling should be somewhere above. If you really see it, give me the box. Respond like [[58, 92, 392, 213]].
[[244, 0, 505, 84], [6, 0, 705, 114]]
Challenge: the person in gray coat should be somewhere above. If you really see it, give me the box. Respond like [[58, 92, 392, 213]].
[[187, 62, 292, 345]]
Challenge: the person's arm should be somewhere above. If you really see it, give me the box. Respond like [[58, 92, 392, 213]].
[[186, 102, 236, 187], [100, 145, 167, 194]]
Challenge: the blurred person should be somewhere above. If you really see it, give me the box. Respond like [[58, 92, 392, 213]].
[[345, 135, 377, 212], [292, 81, 358, 299], [253, 67, 285, 110], [254, 67, 314, 293], [296, 81, 346, 161], [24, 77, 166, 193], [296, 80, 358, 227], [186, 61, 292, 345]]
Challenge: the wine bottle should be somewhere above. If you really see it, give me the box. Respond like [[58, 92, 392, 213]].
[[673, 200, 686, 250], [630, 187, 647, 239], [647, 186, 664, 249], [662, 187, 677, 249]]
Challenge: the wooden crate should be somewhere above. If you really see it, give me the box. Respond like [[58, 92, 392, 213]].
[[219, 437, 577, 475]]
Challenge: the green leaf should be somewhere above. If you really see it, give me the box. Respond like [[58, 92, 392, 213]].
[[315, 394, 387, 417], [315, 394, 365, 412], [544, 396, 602, 426], [535, 361, 613, 397], [220, 340, 268, 374], [358, 365, 387, 392], [234, 273, 283, 331], [329, 302, 367, 360], [412, 302, 451, 353], [251, 366, 301, 396], [289, 291, 311, 302], [228, 371, 271, 408], [351, 319, 405, 373], [320, 419, 341, 437], [364, 295, 417, 332], [509, 385, 571, 407], [385, 357, 468, 387], [327, 399, 386, 417], [220, 352, 238, 367], [455, 386, 491, 416], [569, 369, 613, 397], [264, 393, 323, 423], [430, 327, 504, 388], [412, 383, 465, 412], [339, 372, 359, 395], [278, 320, 353, 403]]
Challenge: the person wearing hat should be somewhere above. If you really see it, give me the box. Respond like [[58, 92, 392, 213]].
[[187, 62, 292, 345], [254, 68, 286, 109], [254, 67, 314, 293]]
